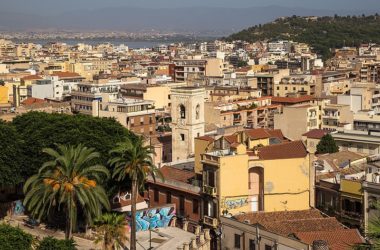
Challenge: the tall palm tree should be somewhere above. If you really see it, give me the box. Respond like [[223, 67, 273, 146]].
[[94, 213, 127, 250], [109, 136, 162, 250], [23, 144, 111, 239]]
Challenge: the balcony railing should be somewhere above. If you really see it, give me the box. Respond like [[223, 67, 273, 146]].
[[203, 185, 217, 196], [203, 216, 218, 228]]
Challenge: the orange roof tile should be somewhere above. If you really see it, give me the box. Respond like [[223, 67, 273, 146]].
[[257, 140, 307, 160], [271, 95, 313, 104], [21, 75, 43, 81], [197, 135, 214, 142], [159, 166, 195, 183], [245, 128, 271, 139], [302, 129, 329, 139], [50, 71, 82, 78], [21, 97, 46, 106], [294, 229, 365, 250]]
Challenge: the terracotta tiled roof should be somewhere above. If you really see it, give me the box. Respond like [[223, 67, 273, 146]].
[[235, 209, 323, 225], [50, 71, 82, 78], [21, 75, 43, 81], [224, 134, 238, 144], [294, 229, 365, 250], [197, 135, 214, 142], [266, 129, 285, 140], [265, 217, 343, 236], [257, 140, 307, 160], [159, 166, 195, 183], [21, 97, 46, 106], [271, 95, 313, 104], [245, 128, 271, 139], [302, 129, 329, 139]]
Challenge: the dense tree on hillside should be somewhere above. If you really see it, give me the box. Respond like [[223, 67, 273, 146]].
[[0, 121, 24, 186], [12, 112, 131, 179], [225, 15, 380, 59], [316, 134, 339, 154], [0, 223, 34, 250]]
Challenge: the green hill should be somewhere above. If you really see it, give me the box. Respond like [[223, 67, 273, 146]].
[[225, 14, 380, 59]]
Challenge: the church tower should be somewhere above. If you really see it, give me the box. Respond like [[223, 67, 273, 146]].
[[171, 87, 205, 161]]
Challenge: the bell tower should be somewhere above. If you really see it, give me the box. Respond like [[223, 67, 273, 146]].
[[171, 87, 205, 161]]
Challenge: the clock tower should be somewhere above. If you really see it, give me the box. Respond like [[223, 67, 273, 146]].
[[171, 87, 205, 161]]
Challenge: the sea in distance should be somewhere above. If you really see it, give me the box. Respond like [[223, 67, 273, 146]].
[[11, 37, 202, 49]]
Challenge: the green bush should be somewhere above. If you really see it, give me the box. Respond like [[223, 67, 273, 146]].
[[0, 223, 33, 250], [37, 236, 77, 250]]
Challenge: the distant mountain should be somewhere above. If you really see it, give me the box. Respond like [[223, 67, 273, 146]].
[[0, 6, 376, 34], [225, 15, 380, 59]]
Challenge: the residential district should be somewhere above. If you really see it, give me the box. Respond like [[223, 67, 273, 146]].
[[1, 37, 380, 250]]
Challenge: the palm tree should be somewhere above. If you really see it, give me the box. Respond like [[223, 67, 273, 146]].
[[109, 136, 162, 250], [94, 213, 127, 250], [23, 144, 111, 239]]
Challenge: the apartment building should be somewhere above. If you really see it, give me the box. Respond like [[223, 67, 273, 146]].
[[353, 111, 380, 131], [332, 130, 380, 155], [360, 61, 380, 83], [274, 74, 322, 97], [173, 59, 207, 82], [274, 104, 320, 140], [194, 130, 312, 230], [321, 104, 353, 130], [337, 83, 374, 113], [254, 69, 290, 96]]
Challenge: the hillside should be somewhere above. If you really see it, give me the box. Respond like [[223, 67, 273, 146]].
[[226, 15, 380, 59]]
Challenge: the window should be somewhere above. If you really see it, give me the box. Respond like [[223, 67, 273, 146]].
[[179, 195, 185, 215], [166, 191, 171, 203], [180, 133, 185, 141], [154, 189, 159, 202], [180, 104, 186, 119], [265, 245, 272, 250], [208, 171, 215, 187], [196, 104, 200, 120], [234, 234, 241, 249], [249, 240, 256, 250], [193, 199, 199, 214]]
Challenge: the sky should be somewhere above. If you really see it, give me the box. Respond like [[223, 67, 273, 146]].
[[2, 0, 380, 14]]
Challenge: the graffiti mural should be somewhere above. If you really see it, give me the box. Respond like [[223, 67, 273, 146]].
[[134, 206, 176, 232], [221, 196, 249, 210], [13, 200, 25, 215]]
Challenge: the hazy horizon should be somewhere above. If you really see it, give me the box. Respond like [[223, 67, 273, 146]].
[[1, 0, 380, 33]]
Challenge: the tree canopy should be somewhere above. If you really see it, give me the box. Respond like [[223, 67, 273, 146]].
[[316, 134, 339, 154], [225, 15, 380, 59], [0, 121, 24, 187], [11, 112, 131, 179]]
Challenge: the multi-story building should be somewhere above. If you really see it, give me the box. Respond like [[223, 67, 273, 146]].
[[173, 59, 207, 82], [321, 104, 353, 130], [353, 111, 380, 131], [274, 103, 320, 140], [332, 130, 380, 155], [254, 69, 290, 96], [274, 74, 322, 97], [195, 130, 312, 230]]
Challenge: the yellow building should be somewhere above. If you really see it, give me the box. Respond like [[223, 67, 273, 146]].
[[196, 129, 313, 228], [0, 85, 8, 104]]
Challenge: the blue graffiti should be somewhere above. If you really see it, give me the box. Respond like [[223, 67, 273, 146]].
[[224, 197, 249, 210], [13, 200, 25, 215], [135, 206, 176, 232]]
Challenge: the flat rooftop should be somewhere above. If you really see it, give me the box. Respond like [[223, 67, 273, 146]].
[[136, 227, 195, 250]]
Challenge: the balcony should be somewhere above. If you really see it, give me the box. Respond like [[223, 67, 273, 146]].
[[203, 216, 218, 228], [203, 185, 217, 197]]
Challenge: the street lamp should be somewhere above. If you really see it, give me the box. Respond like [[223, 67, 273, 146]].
[[145, 198, 153, 250]]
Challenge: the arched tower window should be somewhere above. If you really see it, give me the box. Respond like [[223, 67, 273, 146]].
[[196, 104, 200, 120], [180, 104, 186, 119]]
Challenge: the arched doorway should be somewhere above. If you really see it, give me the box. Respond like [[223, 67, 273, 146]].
[[248, 167, 264, 212]]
